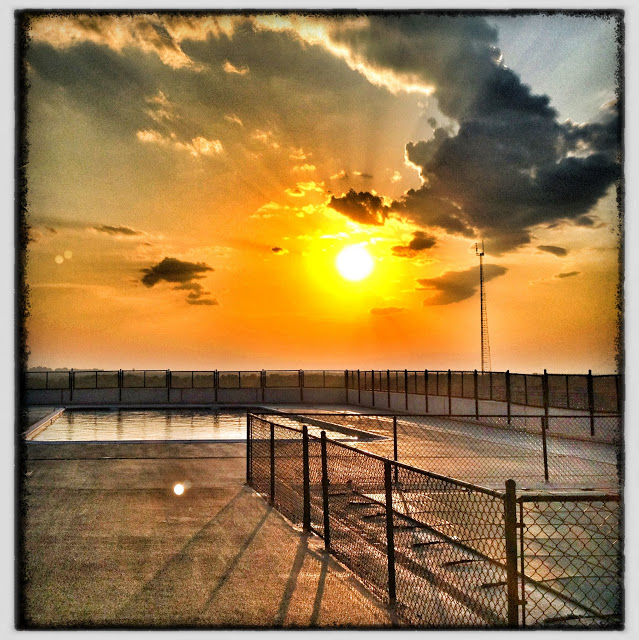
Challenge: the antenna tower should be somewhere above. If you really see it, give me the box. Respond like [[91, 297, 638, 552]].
[[476, 241, 491, 372]]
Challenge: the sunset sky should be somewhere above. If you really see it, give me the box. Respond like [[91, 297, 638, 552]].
[[21, 11, 622, 373]]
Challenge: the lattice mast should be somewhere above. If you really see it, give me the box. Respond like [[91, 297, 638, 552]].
[[476, 241, 491, 372]]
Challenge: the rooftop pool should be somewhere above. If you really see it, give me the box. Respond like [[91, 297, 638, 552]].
[[30, 408, 249, 442]]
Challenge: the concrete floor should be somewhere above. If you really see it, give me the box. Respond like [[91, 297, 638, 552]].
[[19, 441, 393, 629]]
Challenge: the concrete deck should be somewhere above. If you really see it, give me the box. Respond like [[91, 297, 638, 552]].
[[19, 441, 393, 629]]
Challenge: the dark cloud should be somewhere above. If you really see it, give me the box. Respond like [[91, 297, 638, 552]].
[[328, 15, 620, 253], [271, 246, 288, 254], [574, 215, 596, 227], [418, 263, 507, 305], [141, 257, 213, 287], [370, 306, 405, 316], [392, 231, 437, 257], [94, 224, 144, 236], [555, 271, 580, 279], [328, 189, 390, 226], [141, 257, 216, 305], [537, 245, 569, 257]]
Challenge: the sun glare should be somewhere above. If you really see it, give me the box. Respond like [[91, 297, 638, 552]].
[[336, 245, 374, 281]]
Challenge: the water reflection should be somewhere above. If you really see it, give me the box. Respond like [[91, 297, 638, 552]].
[[34, 409, 247, 442]]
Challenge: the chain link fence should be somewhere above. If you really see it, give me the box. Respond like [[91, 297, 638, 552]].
[[516, 494, 621, 628], [258, 412, 620, 491], [246, 413, 622, 628]]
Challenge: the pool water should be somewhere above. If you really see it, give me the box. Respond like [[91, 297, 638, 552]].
[[32, 409, 248, 442]]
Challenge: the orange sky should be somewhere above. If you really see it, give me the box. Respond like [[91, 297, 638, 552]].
[[21, 12, 622, 373]]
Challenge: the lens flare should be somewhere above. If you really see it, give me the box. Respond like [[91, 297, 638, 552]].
[[336, 245, 374, 281], [173, 483, 185, 496]]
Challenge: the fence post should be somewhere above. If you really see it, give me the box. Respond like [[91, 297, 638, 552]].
[[404, 369, 408, 410], [372, 370, 375, 408], [424, 369, 429, 413], [119, 369, 122, 402], [302, 425, 311, 531], [320, 431, 331, 551], [541, 416, 549, 483], [587, 370, 595, 437], [384, 460, 397, 603], [506, 370, 511, 425], [270, 422, 275, 504], [616, 372, 622, 415], [167, 369, 171, 402], [447, 369, 452, 415], [474, 369, 479, 419], [261, 370, 266, 403], [393, 416, 398, 483], [69, 370, 73, 403], [504, 479, 520, 628], [246, 413, 252, 484], [358, 369, 361, 405], [344, 369, 348, 404], [300, 370, 304, 404], [387, 369, 391, 408], [524, 374, 528, 406], [214, 370, 218, 403], [543, 369, 549, 424]]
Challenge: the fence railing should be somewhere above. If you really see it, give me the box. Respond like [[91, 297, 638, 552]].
[[254, 412, 620, 490], [246, 413, 622, 628], [24, 368, 622, 414]]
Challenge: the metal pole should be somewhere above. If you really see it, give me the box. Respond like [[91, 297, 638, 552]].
[[261, 370, 265, 403], [69, 370, 73, 403], [616, 372, 622, 415], [167, 369, 171, 402], [541, 416, 549, 483], [387, 369, 391, 409], [543, 369, 549, 425], [246, 413, 252, 484], [474, 369, 479, 420], [404, 369, 408, 411], [384, 461, 397, 603], [506, 369, 511, 425], [358, 369, 361, 405], [320, 431, 331, 551], [393, 416, 398, 483], [344, 369, 348, 404], [270, 422, 275, 504], [447, 369, 452, 415], [424, 369, 429, 413], [214, 370, 218, 403], [119, 369, 122, 402], [300, 370, 304, 403], [372, 370, 375, 408], [504, 479, 520, 628], [302, 425, 311, 531], [587, 370, 595, 437]]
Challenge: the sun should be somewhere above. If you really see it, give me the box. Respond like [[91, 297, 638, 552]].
[[336, 245, 374, 281]]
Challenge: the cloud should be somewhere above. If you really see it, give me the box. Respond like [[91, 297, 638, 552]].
[[136, 129, 223, 157], [224, 113, 243, 126], [328, 189, 390, 226], [353, 170, 373, 179], [392, 231, 437, 257], [391, 171, 402, 183], [252, 129, 280, 149], [313, 15, 620, 253], [292, 163, 316, 173], [271, 246, 289, 255], [28, 14, 241, 70], [330, 169, 348, 180], [94, 224, 144, 236], [223, 60, 249, 75], [537, 245, 569, 257], [418, 263, 507, 305], [370, 306, 405, 316], [555, 271, 580, 279], [141, 257, 217, 304], [285, 181, 324, 198]]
